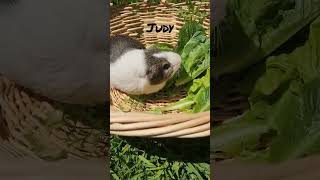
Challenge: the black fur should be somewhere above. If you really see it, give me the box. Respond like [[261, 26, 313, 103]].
[[144, 49, 172, 85], [110, 35, 145, 63], [110, 35, 173, 85]]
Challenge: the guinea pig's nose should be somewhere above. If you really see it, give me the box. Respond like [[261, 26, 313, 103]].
[[173, 56, 181, 68]]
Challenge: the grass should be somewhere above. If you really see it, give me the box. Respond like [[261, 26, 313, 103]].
[[110, 135, 210, 179]]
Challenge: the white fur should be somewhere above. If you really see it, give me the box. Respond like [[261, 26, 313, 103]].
[[153, 51, 181, 77], [110, 49, 168, 95]]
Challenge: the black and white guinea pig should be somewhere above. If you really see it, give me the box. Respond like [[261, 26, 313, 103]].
[[110, 35, 181, 95]]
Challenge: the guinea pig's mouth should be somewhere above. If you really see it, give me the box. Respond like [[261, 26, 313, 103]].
[[165, 63, 181, 80], [165, 68, 175, 79], [167, 54, 181, 78]]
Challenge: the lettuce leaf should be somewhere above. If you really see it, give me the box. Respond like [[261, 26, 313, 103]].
[[164, 68, 210, 113], [214, 0, 320, 77], [213, 16, 320, 162], [176, 31, 210, 86], [267, 79, 320, 162], [176, 21, 205, 54]]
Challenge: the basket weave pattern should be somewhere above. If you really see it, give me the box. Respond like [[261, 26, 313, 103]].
[[110, 1, 210, 138], [111, 1, 210, 46], [0, 76, 106, 159]]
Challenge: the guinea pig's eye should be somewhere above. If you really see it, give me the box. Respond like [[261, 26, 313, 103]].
[[163, 63, 170, 70]]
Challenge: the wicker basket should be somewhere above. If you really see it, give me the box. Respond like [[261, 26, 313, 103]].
[[0, 76, 107, 160], [110, 1, 211, 138]]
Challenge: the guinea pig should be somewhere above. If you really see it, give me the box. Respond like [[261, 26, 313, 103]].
[[110, 35, 181, 95]]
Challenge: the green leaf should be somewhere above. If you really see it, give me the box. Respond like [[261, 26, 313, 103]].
[[190, 51, 210, 79], [172, 162, 181, 178], [226, 17, 320, 162], [212, 112, 269, 155], [176, 21, 205, 54], [174, 68, 210, 113], [186, 163, 204, 180], [192, 87, 210, 113], [268, 79, 320, 162], [175, 67, 193, 86], [214, 0, 320, 77], [147, 43, 174, 51], [111, 173, 120, 180], [161, 98, 195, 112], [253, 56, 296, 96], [181, 32, 209, 79], [138, 155, 156, 168]]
